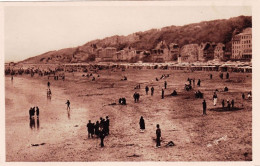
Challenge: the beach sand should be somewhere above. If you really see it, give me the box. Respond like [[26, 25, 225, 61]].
[[5, 68, 252, 161]]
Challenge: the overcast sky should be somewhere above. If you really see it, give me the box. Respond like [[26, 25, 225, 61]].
[[4, 5, 251, 62]]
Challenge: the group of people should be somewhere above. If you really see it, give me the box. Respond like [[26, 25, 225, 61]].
[[119, 98, 127, 105], [145, 86, 155, 96], [195, 90, 203, 98], [86, 116, 110, 147], [221, 99, 235, 110], [133, 92, 140, 103], [29, 106, 40, 119], [219, 72, 230, 79]]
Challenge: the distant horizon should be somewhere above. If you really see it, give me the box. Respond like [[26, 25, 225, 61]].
[[5, 6, 251, 63]]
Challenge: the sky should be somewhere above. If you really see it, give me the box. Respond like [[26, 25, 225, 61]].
[[4, 5, 251, 62]]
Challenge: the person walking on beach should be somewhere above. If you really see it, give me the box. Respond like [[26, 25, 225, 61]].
[[156, 124, 161, 148], [202, 100, 207, 115], [47, 81, 50, 88], [66, 100, 70, 110], [164, 81, 167, 89], [210, 74, 213, 79], [151, 86, 154, 96], [213, 92, 218, 106], [145, 86, 149, 95], [161, 89, 164, 99], [139, 116, 145, 132]]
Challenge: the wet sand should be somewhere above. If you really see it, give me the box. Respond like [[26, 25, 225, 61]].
[[5, 69, 252, 161]]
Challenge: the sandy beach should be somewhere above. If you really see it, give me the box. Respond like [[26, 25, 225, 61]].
[[5, 68, 252, 161]]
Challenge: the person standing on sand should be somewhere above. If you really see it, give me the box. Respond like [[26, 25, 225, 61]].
[[105, 116, 110, 135], [226, 72, 229, 79], [145, 86, 149, 95], [202, 100, 207, 115], [47, 81, 50, 88], [242, 93, 245, 100], [213, 92, 218, 106], [151, 86, 154, 96], [11, 76, 13, 81], [197, 79, 201, 87], [161, 89, 164, 99], [222, 99, 225, 108], [36, 107, 39, 118], [156, 124, 161, 148], [95, 121, 100, 137], [87, 120, 93, 138], [99, 127, 106, 147], [139, 116, 145, 132], [164, 81, 167, 89], [66, 100, 70, 110], [231, 99, 234, 108]]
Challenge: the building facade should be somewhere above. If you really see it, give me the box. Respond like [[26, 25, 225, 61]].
[[214, 43, 225, 61], [180, 44, 199, 63], [198, 42, 216, 61], [232, 28, 252, 60]]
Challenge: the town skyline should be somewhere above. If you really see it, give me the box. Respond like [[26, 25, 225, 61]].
[[5, 5, 251, 62]]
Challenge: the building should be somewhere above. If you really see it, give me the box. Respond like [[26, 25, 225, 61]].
[[151, 41, 170, 62], [232, 28, 252, 60], [169, 43, 180, 61], [198, 42, 216, 61], [214, 43, 225, 61], [96, 47, 117, 62], [180, 44, 199, 63]]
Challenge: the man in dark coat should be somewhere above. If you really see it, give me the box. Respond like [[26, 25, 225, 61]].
[[95, 121, 100, 137], [156, 124, 161, 148], [133, 92, 137, 103], [242, 93, 245, 100], [197, 79, 201, 87], [164, 81, 167, 89], [231, 99, 234, 108], [202, 100, 207, 115], [87, 120, 93, 138], [151, 86, 154, 96], [139, 116, 145, 132], [99, 127, 106, 147], [161, 89, 164, 99], [36, 107, 39, 117], [105, 116, 110, 135], [66, 100, 70, 110], [136, 93, 140, 102], [226, 72, 229, 79], [222, 99, 225, 108], [145, 86, 149, 95], [29, 107, 33, 119]]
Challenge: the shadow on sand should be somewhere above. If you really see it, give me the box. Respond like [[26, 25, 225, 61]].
[[209, 107, 243, 112]]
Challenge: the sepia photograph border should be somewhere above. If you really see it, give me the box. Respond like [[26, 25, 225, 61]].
[[0, 0, 260, 166]]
